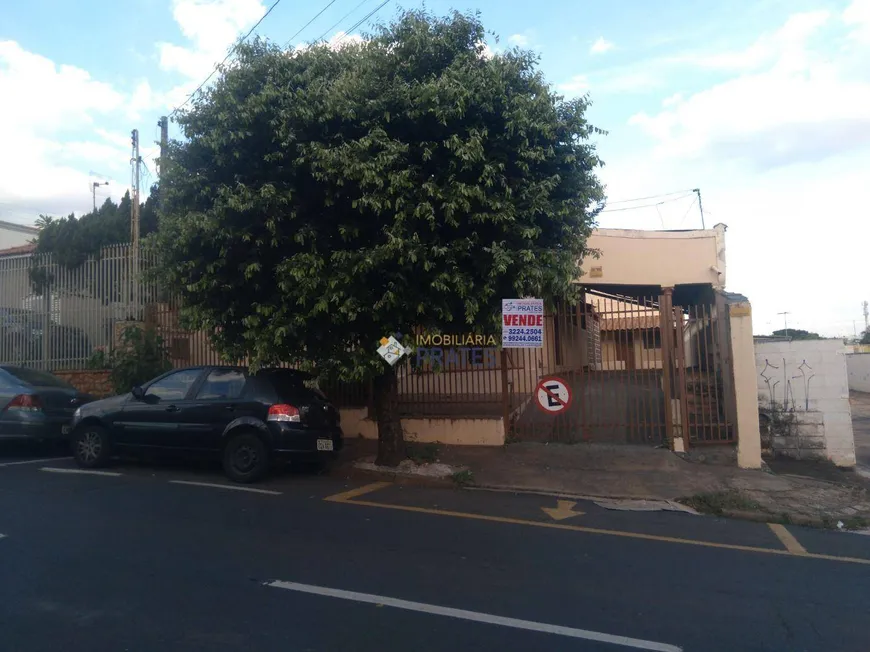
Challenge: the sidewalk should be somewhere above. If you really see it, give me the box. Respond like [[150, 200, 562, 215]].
[[338, 438, 870, 528]]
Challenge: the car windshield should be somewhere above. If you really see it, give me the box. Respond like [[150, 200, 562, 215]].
[[2, 366, 73, 389]]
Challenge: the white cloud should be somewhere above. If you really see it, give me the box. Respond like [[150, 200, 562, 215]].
[[0, 40, 130, 222], [157, 0, 266, 80], [844, 0, 870, 42], [590, 37, 614, 55], [627, 8, 870, 167], [558, 74, 589, 95], [508, 33, 529, 47]]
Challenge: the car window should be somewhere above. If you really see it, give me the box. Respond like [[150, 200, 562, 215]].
[[1, 366, 74, 389], [195, 369, 247, 400], [145, 369, 201, 401]]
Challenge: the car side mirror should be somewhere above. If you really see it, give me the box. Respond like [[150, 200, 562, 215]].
[[131, 386, 145, 400]]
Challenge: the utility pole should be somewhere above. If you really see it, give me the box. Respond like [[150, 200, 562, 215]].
[[692, 188, 705, 229], [130, 129, 142, 318], [863, 301, 869, 330], [91, 181, 109, 212], [130, 129, 141, 246], [157, 116, 168, 214], [777, 311, 790, 338]]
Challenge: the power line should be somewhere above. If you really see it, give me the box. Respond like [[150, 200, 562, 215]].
[[604, 189, 695, 206], [599, 194, 690, 213], [336, 0, 391, 44], [170, 0, 286, 117], [677, 197, 698, 227], [313, 0, 370, 43], [285, 0, 339, 48]]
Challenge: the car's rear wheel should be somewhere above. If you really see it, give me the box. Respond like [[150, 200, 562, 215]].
[[223, 432, 269, 483], [72, 425, 111, 468]]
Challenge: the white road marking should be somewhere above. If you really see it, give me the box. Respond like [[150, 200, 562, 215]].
[[170, 480, 282, 495], [264, 580, 683, 652], [40, 467, 122, 477], [0, 457, 72, 468]]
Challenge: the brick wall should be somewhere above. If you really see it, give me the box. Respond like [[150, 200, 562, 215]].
[[755, 340, 855, 466], [53, 370, 113, 398]]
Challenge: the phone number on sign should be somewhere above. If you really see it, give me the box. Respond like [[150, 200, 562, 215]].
[[505, 334, 543, 343]]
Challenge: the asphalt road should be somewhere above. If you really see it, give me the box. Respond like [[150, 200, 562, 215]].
[[2, 443, 870, 652]]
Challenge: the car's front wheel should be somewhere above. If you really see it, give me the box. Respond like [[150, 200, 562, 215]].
[[222, 432, 269, 483], [72, 425, 111, 468]]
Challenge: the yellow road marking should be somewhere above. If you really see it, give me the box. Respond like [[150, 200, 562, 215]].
[[768, 523, 808, 555], [541, 500, 584, 521], [324, 482, 393, 502], [330, 492, 870, 566]]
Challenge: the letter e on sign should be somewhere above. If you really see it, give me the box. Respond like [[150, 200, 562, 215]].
[[535, 377, 572, 414]]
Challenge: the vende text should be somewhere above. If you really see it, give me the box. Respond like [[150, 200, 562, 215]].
[[503, 314, 544, 326]]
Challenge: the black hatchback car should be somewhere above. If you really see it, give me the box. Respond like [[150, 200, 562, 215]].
[[68, 366, 342, 483]]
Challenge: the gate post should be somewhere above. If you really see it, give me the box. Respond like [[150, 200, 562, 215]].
[[501, 349, 511, 439], [659, 288, 676, 447]]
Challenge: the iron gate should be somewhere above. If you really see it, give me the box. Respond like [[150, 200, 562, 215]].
[[506, 290, 735, 447]]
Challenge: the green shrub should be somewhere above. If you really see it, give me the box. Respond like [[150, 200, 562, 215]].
[[108, 325, 172, 394]]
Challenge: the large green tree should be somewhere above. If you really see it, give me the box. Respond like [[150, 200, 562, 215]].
[[157, 10, 605, 465]]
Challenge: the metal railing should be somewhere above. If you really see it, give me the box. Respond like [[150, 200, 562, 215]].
[[0, 244, 159, 370]]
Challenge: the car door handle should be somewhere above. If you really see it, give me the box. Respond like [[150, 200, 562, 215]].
[[225, 405, 236, 411], [165, 405, 180, 413]]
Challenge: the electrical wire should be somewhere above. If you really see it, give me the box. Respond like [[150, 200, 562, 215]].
[[313, 0, 371, 44], [604, 189, 695, 206], [284, 0, 339, 48], [336, 0, 391, 43], [599, 194, 690, 213], [170, 0, 286, 117], [677, 197, 698, 227]]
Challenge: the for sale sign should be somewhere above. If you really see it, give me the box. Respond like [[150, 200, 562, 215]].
[[502, 298, 544, 348]]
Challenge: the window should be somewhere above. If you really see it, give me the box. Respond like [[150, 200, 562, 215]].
[[642, 328, 662, 349], [145, 369, 201, 401], [195, 369, 247, 400]]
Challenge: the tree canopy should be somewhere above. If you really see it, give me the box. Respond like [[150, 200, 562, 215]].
[[33, 188, 159, 267], [771, 328, 822, 340], [157, 9, 605, 464]]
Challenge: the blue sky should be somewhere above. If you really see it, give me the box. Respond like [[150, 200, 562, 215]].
[[1, 0, 869, 336]]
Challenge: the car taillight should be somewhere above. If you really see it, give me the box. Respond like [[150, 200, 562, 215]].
[[7, 394, 43, 412], [267, 404, 300, 422]]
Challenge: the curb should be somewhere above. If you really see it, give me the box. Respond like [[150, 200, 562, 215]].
[[330, 465, 455, 489], [467, 484, 696, 514]]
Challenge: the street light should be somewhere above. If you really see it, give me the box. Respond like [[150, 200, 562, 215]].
[[92, 181, 109, 212]]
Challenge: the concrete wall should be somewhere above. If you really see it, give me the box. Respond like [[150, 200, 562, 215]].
[[729, 301, 762, 468], [847, 353, 870, 393], [339, 408, 505, 446], [755, 339, 855, 466], [581, 224, 726, 289]]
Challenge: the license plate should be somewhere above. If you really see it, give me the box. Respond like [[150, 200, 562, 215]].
[[316, 438, 333, 452], [61, 425, 70, 435]]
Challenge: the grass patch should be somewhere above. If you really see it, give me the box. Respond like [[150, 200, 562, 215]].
[[451, 469, 475, 487], [680, 490, 763, 516], [406, 442, 440, 465]]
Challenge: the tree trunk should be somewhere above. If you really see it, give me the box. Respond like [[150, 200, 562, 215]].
[[373, 366, 405, 466]]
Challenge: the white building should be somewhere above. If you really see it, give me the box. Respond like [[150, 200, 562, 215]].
[[0, 220, 37, 250]]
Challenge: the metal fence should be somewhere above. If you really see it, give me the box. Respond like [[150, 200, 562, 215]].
[[0, 244, 159, 370]]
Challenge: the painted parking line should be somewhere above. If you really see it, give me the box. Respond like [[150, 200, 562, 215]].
[[0, 457, 72, 468], [169, 480, 282, 495], [265, 579, 682, 652], [324, 483, 870, 566], [40, 467, 122, 477], [768, 523, 808, 555]]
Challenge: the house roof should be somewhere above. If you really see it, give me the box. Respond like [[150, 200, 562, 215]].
[[0, 243, 36, 257]]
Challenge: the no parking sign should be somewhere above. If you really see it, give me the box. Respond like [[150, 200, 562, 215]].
[[535, 376, 572, 414]]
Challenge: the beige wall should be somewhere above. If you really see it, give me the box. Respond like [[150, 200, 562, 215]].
[[848, 353, 870, 393], [729, 301, 762, 469], [340, 408, 505, 446], [581, 224, 726, 289]]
